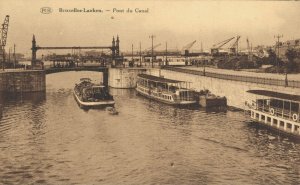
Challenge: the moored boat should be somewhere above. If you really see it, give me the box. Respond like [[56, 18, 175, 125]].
[[136, 74, 197, 105], [246, 90, 300, 138], [197, 89, 227, 107], [74, 78, 114, 108]]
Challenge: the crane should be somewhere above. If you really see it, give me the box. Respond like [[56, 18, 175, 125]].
[[182, 40, 196, 51], [246, 37, 253, 61], [0, 15, 9, 70], [182, 40, 196, 56], [229, 36, 241, 55], [144, 43, 161, 52], [143, 43, 161, 56], [246, 37, 250, 53], [211, 37, 235, 56]]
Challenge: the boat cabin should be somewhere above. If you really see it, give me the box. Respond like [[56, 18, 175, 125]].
[[82, 86, 111, 101], [136, 74, 196, 104], [247, 90, 300, 136]]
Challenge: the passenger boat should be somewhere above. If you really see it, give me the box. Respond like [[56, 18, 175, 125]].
[[136, 74, 197, 105], [246, 90, 300, 138], [73, 78, 114, 108]]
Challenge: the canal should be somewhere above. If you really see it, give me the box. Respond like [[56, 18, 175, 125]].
[[0, 71, 299, 185]]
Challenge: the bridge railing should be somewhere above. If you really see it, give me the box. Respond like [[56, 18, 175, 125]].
[[162, 66, 300, 88]]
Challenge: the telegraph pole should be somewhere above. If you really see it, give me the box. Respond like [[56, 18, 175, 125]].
[[131, 43, 133, 67], [13, 44, 16, 69], [236, 35, 239, 56], [139, 42, 142, 67], [201, 42, 204, 53], [165, 42, 168, 66], [274, 34, 283, 73], [149, 35, 155, 68]]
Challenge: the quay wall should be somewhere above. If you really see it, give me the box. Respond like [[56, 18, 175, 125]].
[[148, 69, 300, 109], [109, 68, 147, 88], [0, 70, 46, 93]]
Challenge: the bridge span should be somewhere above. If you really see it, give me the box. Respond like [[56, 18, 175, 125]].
[[44, 66, 109, 87], [0, 66, 110, 93], [44, 66, 108, 74]]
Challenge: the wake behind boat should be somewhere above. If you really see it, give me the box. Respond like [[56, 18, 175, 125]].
[[74, 78, 115, 108]]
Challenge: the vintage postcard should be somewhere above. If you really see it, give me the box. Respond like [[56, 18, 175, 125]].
[[0, 0, 300, 184]]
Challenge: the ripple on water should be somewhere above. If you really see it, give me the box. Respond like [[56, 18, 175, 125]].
[[0, 71, 299, 185]]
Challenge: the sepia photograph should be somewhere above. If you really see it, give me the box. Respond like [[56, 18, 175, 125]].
[[0, 0, 300, 184]]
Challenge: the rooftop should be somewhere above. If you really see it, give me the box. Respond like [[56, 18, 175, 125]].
[[137, 74, 183, 84]]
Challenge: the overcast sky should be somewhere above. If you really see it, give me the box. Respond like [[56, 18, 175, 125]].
[[1, 0, 300, 56]]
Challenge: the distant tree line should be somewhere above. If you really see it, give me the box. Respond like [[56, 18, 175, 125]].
[[261, 48, 299, 73]]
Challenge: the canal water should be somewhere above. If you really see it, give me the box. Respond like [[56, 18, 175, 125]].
[[0, 71, 299, 185]]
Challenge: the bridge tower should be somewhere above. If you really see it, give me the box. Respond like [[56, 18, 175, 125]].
[[116, 35, 120, 56], [112, 37, 116, 59], [31, 34, 37, 66]]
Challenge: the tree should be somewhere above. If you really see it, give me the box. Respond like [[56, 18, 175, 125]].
[[265, 48, 284, 66], [266, 48, 277, 65], [285, 48, 297, 72]]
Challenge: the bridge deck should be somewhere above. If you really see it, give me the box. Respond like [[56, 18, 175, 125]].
[[45, 66, 108, 74]]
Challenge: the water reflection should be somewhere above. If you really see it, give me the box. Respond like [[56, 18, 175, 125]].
[[0, 71, 299, 185], [0, 92, 46, 121], [0, 91, 45, 103]]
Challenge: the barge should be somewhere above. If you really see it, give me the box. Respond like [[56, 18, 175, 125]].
[[197, 90, 227, 107], [246, 90, 300, 138], [74, 78, 114, 108], [136, 74, 197, 105]]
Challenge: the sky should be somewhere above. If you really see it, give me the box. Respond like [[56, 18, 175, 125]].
[[1, 0, 300, 57]]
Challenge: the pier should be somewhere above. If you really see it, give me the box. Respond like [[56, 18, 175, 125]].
[[0, 70, 45, 93], [148, 67, 300, 109]]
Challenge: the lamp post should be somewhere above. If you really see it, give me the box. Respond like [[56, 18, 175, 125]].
[[285, 68, 288, 87]]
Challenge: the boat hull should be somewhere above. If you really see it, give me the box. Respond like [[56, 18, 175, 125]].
[[250, 108, 300, 139], [73, 91, 115, 109]]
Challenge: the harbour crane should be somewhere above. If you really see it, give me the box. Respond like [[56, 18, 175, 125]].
[[182, 40, 196, 55], [144, 43, 161, 52], [246, 37, 253, 61], [182, 40, 196, 51], [0, 15, 9, 69], [229, 36, 241, 55], [144, 43, 161, 55], [246, 37, 250, 53], [211, 37, 235, 56]]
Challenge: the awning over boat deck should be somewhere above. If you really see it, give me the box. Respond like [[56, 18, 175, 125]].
[[137, 74, 183, 84], [247, 90, 300, 102]]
